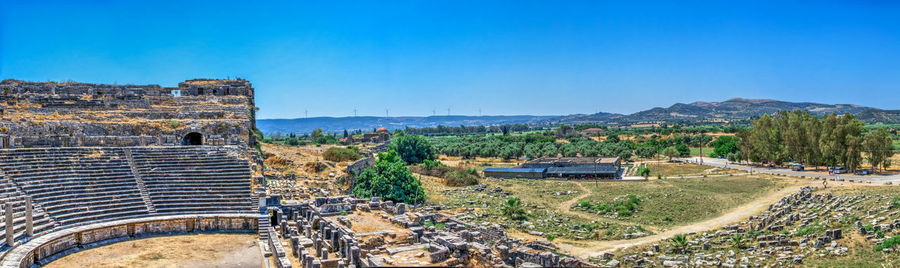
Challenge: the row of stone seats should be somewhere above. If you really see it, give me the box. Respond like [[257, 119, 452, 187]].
[[130, 147, 255, 215], [0, 175, 55, 249], [0, 148, 150, 229], [0, 146, 255, 250]]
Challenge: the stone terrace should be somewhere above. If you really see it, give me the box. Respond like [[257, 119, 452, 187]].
[[0, 146, 255, 251]]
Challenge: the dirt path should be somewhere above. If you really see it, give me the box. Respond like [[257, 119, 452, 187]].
[[555, 181, 811, 259]]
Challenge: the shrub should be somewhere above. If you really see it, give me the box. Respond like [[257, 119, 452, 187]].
[[671, 234, 689, 253], [445, 170, 479, 187], [388, 134, 436, 164], [422, 159, 444, 169], [285, 137, 301, 146], [579, 195, 641, 217], [352, 150, 426, 204], [323, 147, 362, 162], [616, 206, 632, 217], [502, 197, 527, 221], [875, 236, 900, 252], [409, 161, 479, 187], [729, 234, 745, 249], [545, 234, 556, 241], [795, 224, 823, 236], [637, 165, 651, 177]]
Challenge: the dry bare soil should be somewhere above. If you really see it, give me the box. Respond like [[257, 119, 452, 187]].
[[45, 234, 260, 268]]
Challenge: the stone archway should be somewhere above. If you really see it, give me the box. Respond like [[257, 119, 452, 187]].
[[182, 132, 203, 145]]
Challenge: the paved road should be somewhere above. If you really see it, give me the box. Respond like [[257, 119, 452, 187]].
[[680, 157, 900, 184]]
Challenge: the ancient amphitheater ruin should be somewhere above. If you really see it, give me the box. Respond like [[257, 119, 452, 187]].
[[0, 79, 258, 267], [0, 78, 593, 267]]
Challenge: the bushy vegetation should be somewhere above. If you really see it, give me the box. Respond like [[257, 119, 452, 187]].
[[671, 234, 689, 253], [637, 165, 651, 177], [322, 146, 362, 162], [409, 160, 480, 186], [738, 110, 894, 171], [577, 194, 642, 217], [262, 128, 339, 146], [429, 130, 721, 161], [430, 134, 636, 160], [352, 150, 426, 204], [403, 124, 537, 136], [875, 236, 900, 252], [709, 135, 740, 157], [388, 134, 436, 164], [502, 197, 527, 221]]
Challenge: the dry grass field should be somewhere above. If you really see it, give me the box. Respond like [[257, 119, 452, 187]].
[[424, 159, 791, 242]]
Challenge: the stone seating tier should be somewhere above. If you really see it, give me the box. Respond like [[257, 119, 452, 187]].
[[0, 146, 254, 251]]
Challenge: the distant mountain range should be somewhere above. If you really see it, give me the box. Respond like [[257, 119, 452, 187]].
[[257, 115, 556, 134], [257, 98, 899, 134], [552, 98, 900, 125]]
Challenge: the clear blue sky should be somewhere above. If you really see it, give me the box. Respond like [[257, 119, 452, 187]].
[[2, 1, 898, 119]]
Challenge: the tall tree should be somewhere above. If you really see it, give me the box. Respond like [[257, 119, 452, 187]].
[[352, 150, 426, 204], [863, 129, 894, 171], [388, 134, 436, 164], [661, 146, 680, 160]]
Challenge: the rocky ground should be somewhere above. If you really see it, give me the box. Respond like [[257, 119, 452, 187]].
[[595, 186, 900, 267]]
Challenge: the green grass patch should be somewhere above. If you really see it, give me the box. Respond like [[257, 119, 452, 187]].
[[579, 175, 783, 227], [689, 147, 714, 156]]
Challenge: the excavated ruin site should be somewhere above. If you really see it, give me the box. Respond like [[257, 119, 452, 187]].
[[0, 79, 599, 268], [1, 78, 895, 267]]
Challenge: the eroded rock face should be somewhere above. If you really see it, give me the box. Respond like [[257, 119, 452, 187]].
[[0, 79, 255, 149]]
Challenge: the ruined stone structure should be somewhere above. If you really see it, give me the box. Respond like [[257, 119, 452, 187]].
[[0, 146, 258, 266], [0, 79, 255, 148], [261, 196, 597, 268], [604, 187, 900, 267], [0, 79, 259, 267]]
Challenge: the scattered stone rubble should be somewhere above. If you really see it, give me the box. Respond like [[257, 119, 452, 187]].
[[266, 174, 344, 200], [604, 187, 900, 267], [261, 195, 598, 267]]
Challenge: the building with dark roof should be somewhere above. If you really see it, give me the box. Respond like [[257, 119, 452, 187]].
[[483, 157, 621, 179]]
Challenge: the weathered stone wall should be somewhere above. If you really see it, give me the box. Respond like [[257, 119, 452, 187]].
[[0, 79, 255, 149], [21, 215, 256, 266]]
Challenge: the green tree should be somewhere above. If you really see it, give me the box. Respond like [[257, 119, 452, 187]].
[[709, 136, 740, 158], [606, 134, 621, 143], [352, 150, 426, 204], [388, 135, 436, 164], [863, 129, 893, 171], [661, 146, 680, 160], [674, 144, 690, 157], [637, 165, 651, 178]]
